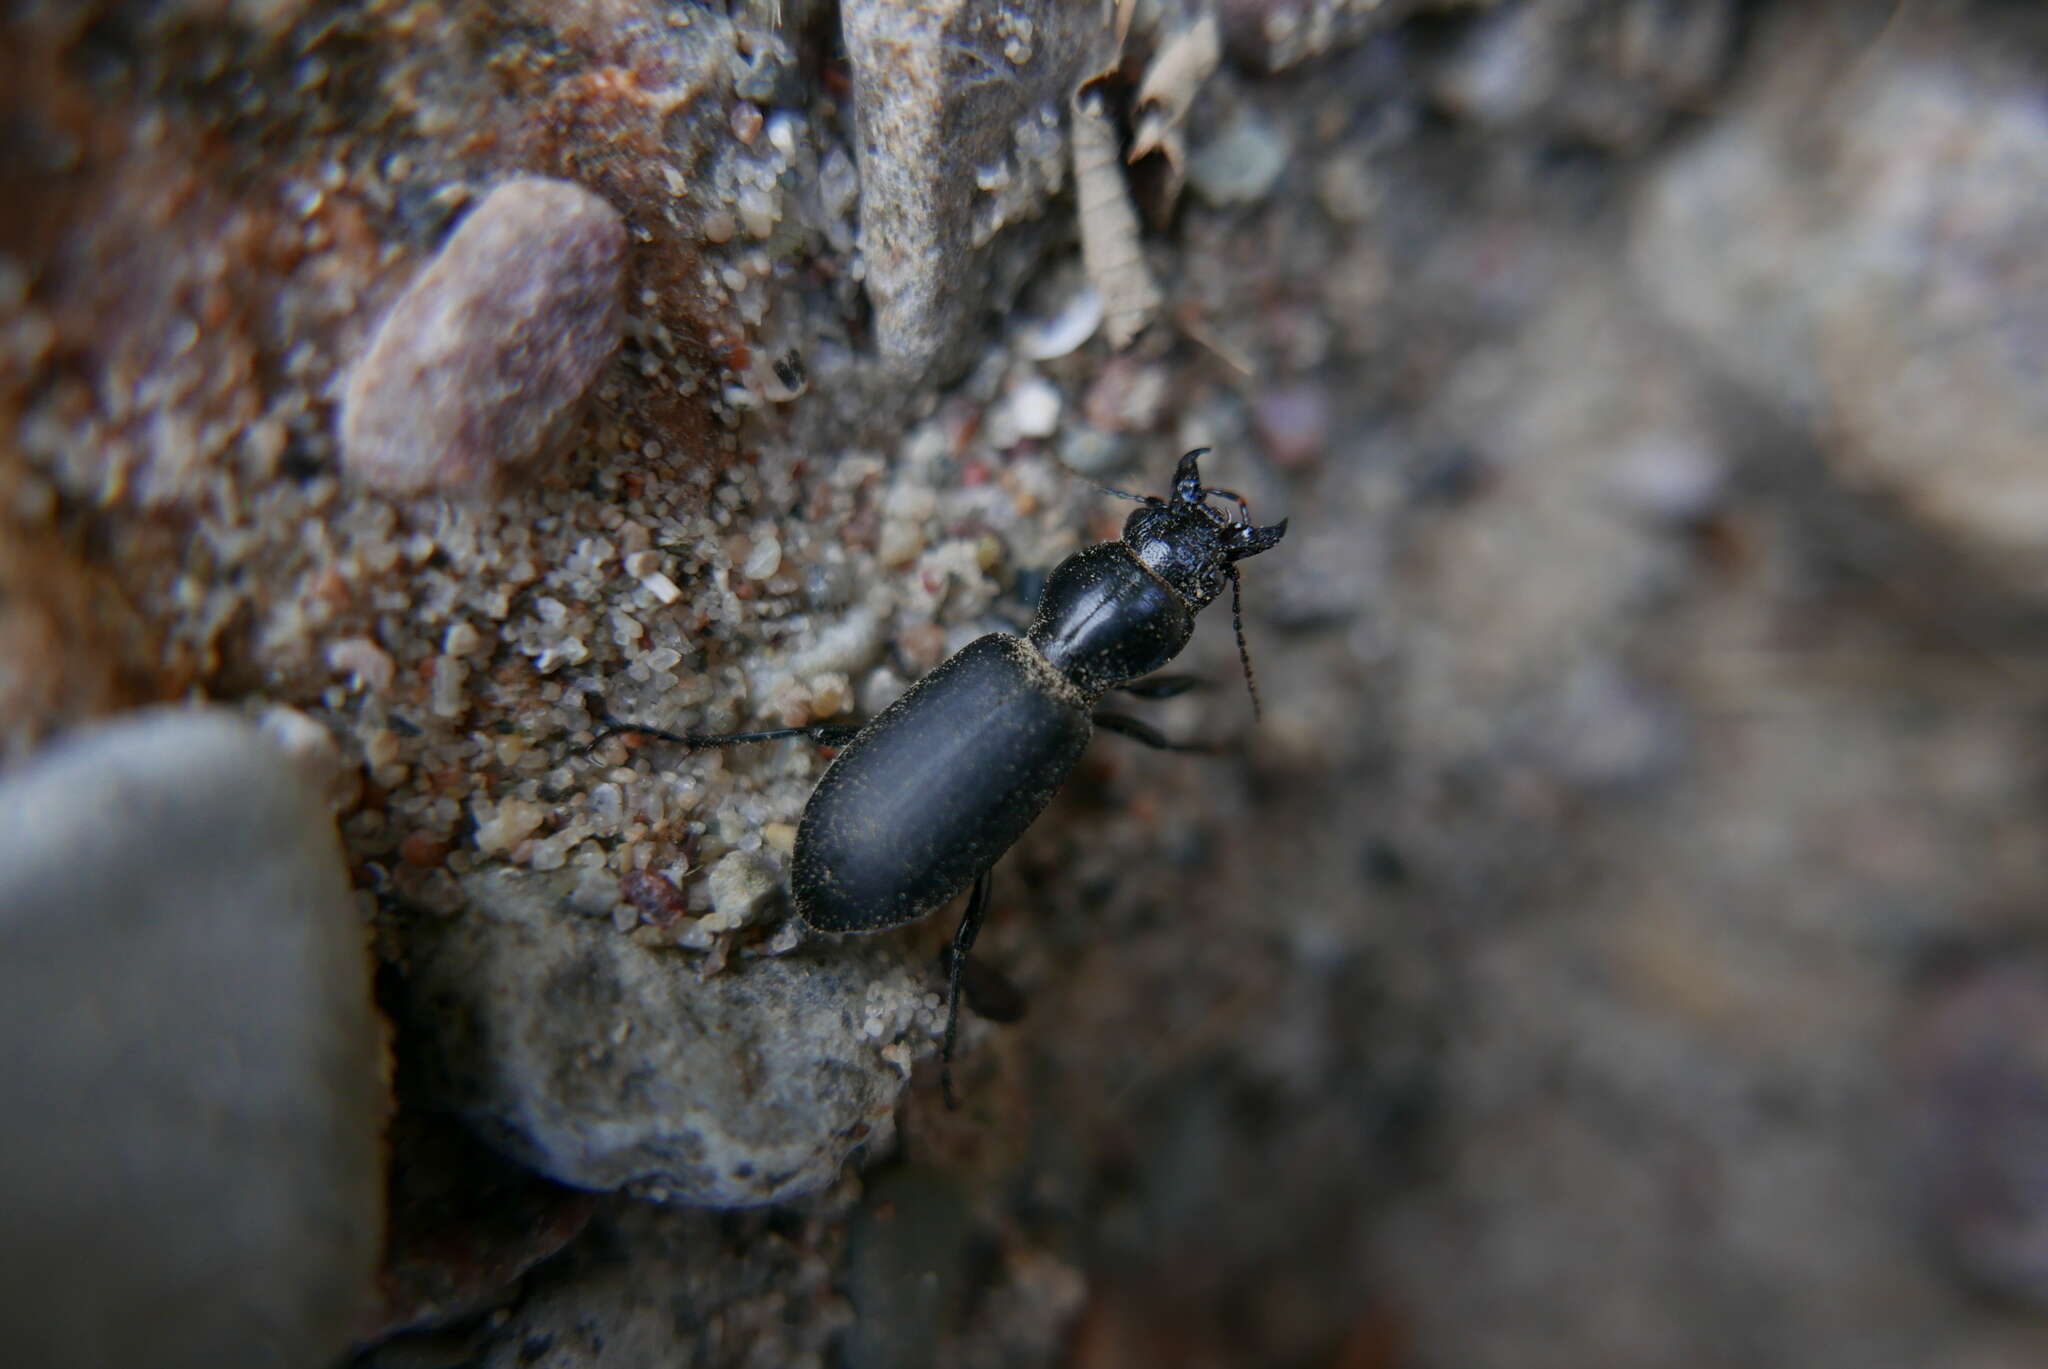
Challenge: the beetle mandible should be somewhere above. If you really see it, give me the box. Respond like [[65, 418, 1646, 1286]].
[[597, 448, 1286, 1104]]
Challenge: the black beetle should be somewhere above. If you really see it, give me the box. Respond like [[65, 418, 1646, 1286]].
[[597, 448, 1285, 1103]]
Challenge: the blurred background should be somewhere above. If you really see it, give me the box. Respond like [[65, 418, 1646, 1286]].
[[4, 0, 2047, 1366]]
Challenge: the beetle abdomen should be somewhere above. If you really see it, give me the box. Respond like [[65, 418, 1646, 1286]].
[[792, 634, 1092, 934]]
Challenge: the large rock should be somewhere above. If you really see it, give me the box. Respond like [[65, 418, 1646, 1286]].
[[405, 868, 931, 1207], [1632, 9, 2048, 585], [0, 708, 385, 1369], [843, 0, 1098, 375]]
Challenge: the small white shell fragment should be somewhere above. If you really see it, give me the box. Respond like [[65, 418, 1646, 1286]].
[[1016, 285, 1104, 361]]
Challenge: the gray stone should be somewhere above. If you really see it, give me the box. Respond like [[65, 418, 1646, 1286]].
[[0, 708, 385, 1369], [843, 0, 1098, 375], [408, 868, 929, 1206], [342, 177, 627, 497]]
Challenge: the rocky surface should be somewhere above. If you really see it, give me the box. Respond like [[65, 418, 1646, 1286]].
[[5, 0, 2048, 1366], [403, 867, 926, 1206], [463, 1198, 855, 1369], [0, 709, 384, 1369]]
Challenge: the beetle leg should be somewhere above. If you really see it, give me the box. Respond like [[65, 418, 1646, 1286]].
[[941, 868, 994, 1111], [1114, 672, 1207, 700], [1092, 482, 1168, 508], [1091, 710, 1217, 753]]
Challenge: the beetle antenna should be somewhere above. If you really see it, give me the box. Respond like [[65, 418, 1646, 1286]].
[[1049, 455, 1165, 508], [1227, 562, 1262, 718]]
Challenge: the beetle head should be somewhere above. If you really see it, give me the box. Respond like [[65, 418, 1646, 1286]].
[[1122, 448, 1287, 608]]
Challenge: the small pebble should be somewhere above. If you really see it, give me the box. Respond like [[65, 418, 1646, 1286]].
[[730, 102, 764, 145], [701, 850, 782, 934], [807, 673, 850, 719], [327, 637, 395, 693], [743, 533, 783, 581], [877, 520, 926, 569], [430, 656, 468, 718], [1188, 110, 1293, 205], [341, 178, 626, 497], [443, 621, 484, 658], [569, 865, 621, 917], [1006, 375, 1062, 441], [738, 188, 780, 240], [476, 797, 545, 855], [641, 571, 683, 604], [620, 870, 690, 928], [364, 728, 402, 767]]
